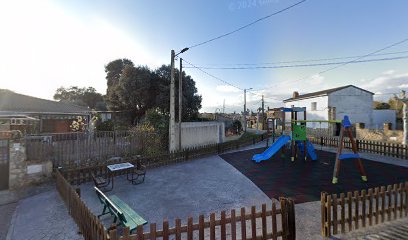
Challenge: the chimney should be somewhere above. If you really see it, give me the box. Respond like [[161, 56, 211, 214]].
[[292, 91, 299, 98]]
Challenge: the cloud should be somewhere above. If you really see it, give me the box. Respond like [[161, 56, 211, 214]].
[[359, 70, 408, 100], [309, 74, 324, 85], [215, 85, 241, 93]]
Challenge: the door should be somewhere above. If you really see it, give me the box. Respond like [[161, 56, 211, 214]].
[[0, 140, 9, 190]]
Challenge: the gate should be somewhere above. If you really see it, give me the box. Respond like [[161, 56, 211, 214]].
[[0, 139, 9, 190]]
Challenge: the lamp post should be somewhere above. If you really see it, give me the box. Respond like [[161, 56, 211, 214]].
[[243, 88, 253, 132], [169, 48, 189, 152]]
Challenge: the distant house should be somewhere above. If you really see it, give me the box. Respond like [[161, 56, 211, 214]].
[[0, 90, 90, 133], [282, 85, 391, 129]]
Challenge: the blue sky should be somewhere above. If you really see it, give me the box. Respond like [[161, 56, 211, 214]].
[[1, 0, 407, 113]]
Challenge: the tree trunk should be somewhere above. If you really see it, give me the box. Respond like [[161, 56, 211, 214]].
[[403, 102, 408, 145]]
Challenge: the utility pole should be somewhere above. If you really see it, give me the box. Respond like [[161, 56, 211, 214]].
[[178, 58, 183, 150], [169, 50, 176, 151], [261, 95, 264, 130], [243, 88, 253, 132], [395, 90, 408, 144], [244, 89, 247, 132], [168, 47, 189, 152]]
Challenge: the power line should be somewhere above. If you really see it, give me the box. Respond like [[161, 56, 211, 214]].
[[258, 37, 408, 91], [182, 59, 243, 90], [187, 0, 306, 49], [183, 58, 282, 102], [185, 50, 408, 67], [183, 55, 408, 70]]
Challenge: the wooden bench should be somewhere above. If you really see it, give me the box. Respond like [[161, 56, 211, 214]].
[[127, 162, 146, 185], [94, 187, 147, 232]]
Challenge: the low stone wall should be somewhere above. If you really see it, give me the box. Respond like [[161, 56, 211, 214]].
[[355, 123, 403, 143], [9, 138, 53, 190]]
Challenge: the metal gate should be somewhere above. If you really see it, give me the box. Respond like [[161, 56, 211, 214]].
[[0, 139, 9, 190]]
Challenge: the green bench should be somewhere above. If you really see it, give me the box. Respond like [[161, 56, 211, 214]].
[[94, 187, 147, 232]]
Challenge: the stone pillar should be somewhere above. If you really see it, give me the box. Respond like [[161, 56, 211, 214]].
[[9, 137, 53, 190], [383, 123, 392, 132], [9, 139, 27, 189]]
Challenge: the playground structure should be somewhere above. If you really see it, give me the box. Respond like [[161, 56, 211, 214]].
[[254, 106, 368, 184], [332, 115, 367, 184], [253, 107, 319, 163]]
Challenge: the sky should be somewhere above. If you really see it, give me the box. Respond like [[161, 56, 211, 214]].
[[0, 0, 407, 113]]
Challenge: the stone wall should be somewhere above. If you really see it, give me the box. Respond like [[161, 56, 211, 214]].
[[355, 123, 403, 143], [8, 138, 53, 190]]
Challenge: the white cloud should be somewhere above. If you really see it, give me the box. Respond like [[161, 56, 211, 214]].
[[215, 85, 241, 93], [309, 74, 324, 85], [359, 70, 408, 100]]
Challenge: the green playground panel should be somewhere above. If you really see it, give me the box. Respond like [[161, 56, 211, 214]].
[[292, 125, 306, 141]]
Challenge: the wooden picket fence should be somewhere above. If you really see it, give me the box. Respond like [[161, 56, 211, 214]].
[[321, 182, 408, 237], [309, 136, 408, 159], [56, 169, 108, 240], [108, 198, 296, 240], [56, 165, 296, 240]]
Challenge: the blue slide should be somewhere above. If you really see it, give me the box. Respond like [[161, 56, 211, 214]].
[[297, 140, 317, 161], [252, 135, 291, 163]]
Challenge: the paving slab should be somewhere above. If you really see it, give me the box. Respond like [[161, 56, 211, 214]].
[[79, 154, 274, 230], [6, 190, 82, 240]]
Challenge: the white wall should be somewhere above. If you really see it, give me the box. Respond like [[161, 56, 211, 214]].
[[284, 95, 329, 128], [372, 110, 396, 129], [175, 122, 225, 149], [328, 87, 373, 128]]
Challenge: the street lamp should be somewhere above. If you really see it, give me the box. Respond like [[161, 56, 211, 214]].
[[243, 88, 253, 132], [169, 48, 189, 152]]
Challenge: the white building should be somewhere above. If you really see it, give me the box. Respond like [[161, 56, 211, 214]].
[[283, 85, 376, 129]]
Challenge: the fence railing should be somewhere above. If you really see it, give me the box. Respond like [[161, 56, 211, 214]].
[[108, 198, 296, 240], [321, 182, 408, 237], [55, 169, 108, 240], [28, 130, 267, 169], [60, 133, 267, 184], [25, 131, 166, 167], [309, 136, 408, 159]]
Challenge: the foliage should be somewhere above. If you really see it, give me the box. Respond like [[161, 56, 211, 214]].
[[373, 101, 391, 109], [70, 116, 86, 132], [96, 119, 115, 131], [54, 86, 105, 110], [388, 97, 404, 118], [232, 120, 243, 133], [104, 59, 202, 124]]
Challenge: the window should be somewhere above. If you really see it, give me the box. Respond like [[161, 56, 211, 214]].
[[311, 102, 317, 111]]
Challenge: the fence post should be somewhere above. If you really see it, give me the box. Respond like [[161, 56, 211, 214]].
[[321, 192, 327, 237], [287, 198, 296, 240], [356, 139, 360, 151], [320, 136, 323, 146]]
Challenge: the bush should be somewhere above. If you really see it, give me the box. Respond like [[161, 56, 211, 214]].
[[96, 120, 114, 131]]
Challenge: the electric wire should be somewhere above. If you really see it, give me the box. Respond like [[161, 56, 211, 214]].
[[183, 55, 408, 70], [187, 0, 306, 49]]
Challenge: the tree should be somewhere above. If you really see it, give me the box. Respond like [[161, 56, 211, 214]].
[[104, 61, 202, 124], [54, 86, 105, 109], [105, 58, 134, 110], [373, 101, 390, 109]]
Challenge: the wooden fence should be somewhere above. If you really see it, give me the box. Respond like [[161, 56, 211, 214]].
[[60, 133, 267, 185], [56, 169, 108, 240], [56, 163, 296, 240], [321, 182, 408, 237], [27, 130, 267, 169], [108, 198, 295, 240], [309, 136, 408, 159], [26, 131, 165, 167]]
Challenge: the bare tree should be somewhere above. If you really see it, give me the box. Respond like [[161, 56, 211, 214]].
[[394, 90, 408, 144]]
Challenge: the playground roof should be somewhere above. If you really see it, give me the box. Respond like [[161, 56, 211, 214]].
[[283, 85, 374, 102]]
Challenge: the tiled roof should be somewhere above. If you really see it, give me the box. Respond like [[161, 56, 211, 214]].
[[283, 85, 373, 102], [0, 89, 90, 114]]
